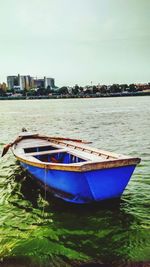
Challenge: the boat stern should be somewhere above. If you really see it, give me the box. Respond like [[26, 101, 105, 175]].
[[85, 164, 137, 202]]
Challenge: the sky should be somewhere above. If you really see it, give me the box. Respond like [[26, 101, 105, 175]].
[[0, 0, 150, 86]]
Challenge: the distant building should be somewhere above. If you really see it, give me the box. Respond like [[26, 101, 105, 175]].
[[7, 76, 19, 90], [7, 74, 32, 90], [7, 74, 55, 90], [18, 75, 34, 90], [44, 77, 55, 88], [34, 78, 44, 88], [33, 77, 55, 89], [0, 82, 7, 91]]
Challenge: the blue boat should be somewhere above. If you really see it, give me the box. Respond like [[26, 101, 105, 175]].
[[2, 130, 141, 204]]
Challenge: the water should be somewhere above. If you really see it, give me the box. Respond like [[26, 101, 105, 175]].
[[0, 96, 150, 266]]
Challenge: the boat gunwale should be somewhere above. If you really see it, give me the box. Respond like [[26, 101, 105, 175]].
[[12, 134, 141, 172], [14, 153, 140, 172]]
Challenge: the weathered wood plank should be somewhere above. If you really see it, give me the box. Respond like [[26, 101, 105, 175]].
[[26, 148, 67, 156]]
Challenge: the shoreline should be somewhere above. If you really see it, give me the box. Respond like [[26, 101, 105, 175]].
[[0, 91, 150, 100]]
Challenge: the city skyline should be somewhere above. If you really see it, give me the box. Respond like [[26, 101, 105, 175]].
[[0, 0, 150, 86], [6, 74, 55, 90]]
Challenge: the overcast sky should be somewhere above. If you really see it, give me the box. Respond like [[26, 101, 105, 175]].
[[0, 0, 149, 86]]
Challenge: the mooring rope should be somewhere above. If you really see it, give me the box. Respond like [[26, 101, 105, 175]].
[[42, 166, 47, 217]]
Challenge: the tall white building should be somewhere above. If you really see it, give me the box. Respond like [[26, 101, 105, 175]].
[[44, 77, 55, 88]]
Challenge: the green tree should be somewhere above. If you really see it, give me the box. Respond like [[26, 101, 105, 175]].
[[58, 87, 69, 95], [129, 84, 137, 92]]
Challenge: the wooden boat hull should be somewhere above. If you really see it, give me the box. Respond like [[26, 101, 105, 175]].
[[20, 161, 136, 204]]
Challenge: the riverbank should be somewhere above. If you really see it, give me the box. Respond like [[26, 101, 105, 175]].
[[0, 91, 150, 100]]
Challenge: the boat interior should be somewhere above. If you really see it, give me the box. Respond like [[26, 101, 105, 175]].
[[14, 137, 124, 165], [24, 143, 87, 164], [23, 143, 101, 164]]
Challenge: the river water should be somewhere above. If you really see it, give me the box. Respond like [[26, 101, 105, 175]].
[[0, 96, 150, 266]]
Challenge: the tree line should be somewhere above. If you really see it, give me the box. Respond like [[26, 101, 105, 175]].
[[0, 83, 145, 97]]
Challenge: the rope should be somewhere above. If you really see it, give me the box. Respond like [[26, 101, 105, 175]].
[[42, 166, 47, 217]]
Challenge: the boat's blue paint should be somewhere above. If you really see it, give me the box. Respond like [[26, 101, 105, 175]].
[[20, 162, 136, 204]]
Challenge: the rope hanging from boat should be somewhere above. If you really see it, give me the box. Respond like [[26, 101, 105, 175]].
[[42, 166, 47, 217]]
